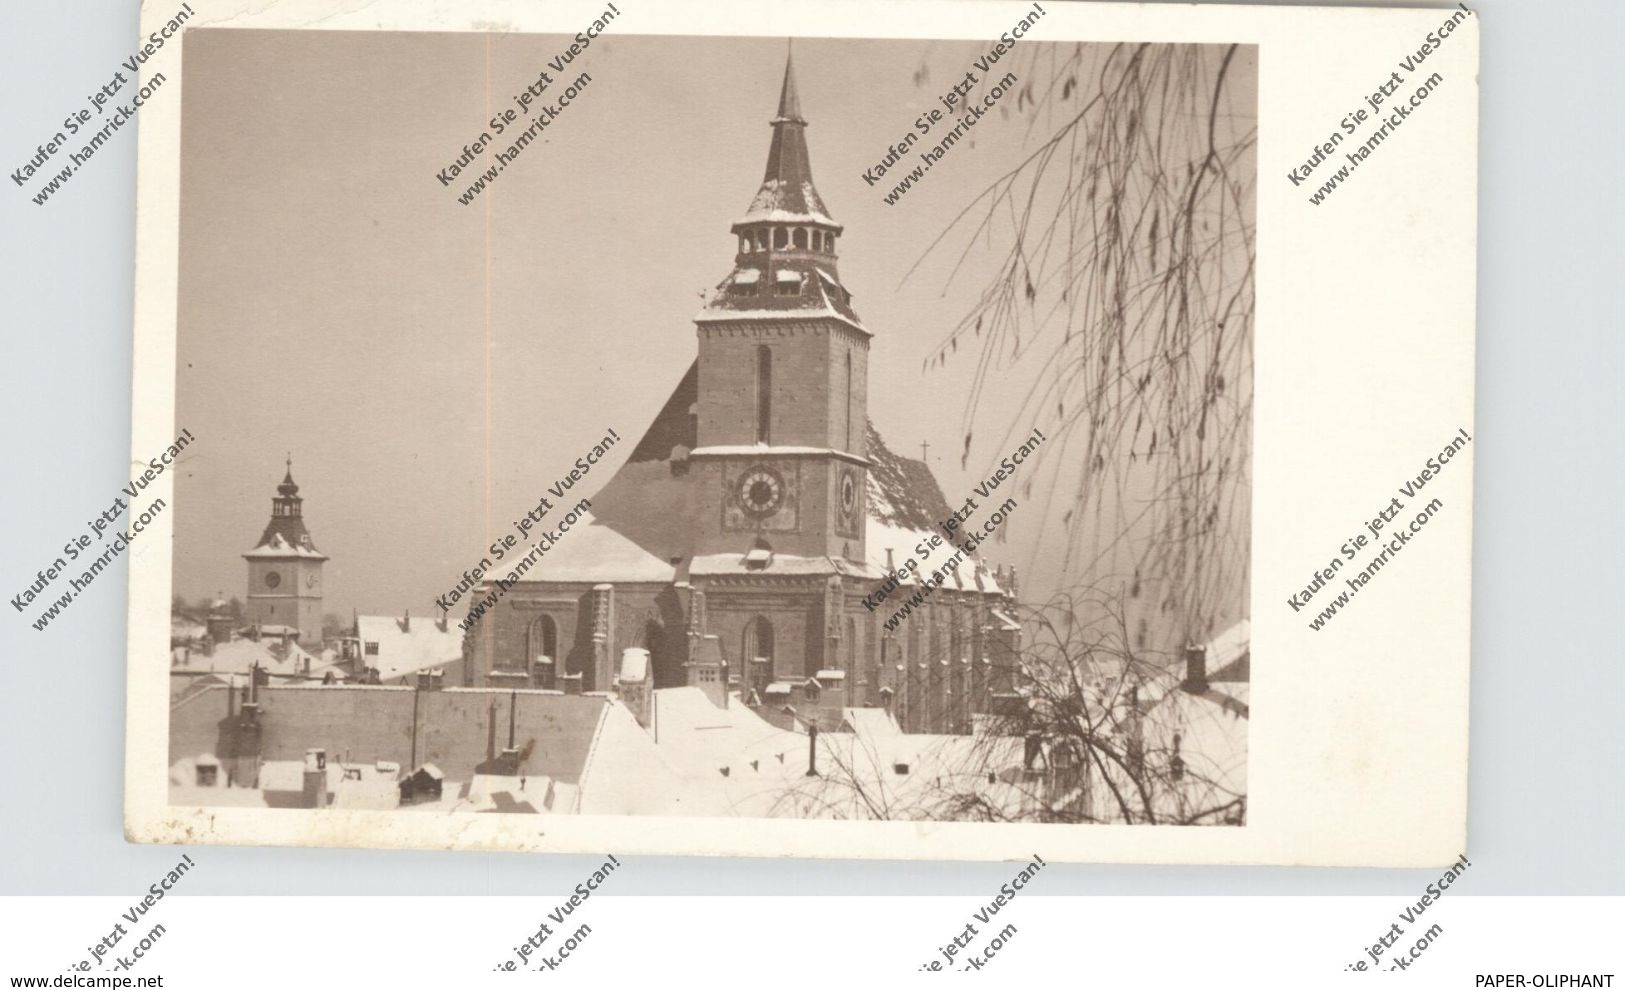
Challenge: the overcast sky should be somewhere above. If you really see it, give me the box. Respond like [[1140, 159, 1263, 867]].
[[172, 29, 1254, 626]]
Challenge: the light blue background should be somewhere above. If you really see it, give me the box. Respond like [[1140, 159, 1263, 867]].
[[1, 0, 1620, 894]]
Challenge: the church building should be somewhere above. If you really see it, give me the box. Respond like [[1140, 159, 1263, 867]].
[[243, 458, 327, 646], [464, 56, 1020, 733]]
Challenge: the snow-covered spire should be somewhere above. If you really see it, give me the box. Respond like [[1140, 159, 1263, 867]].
[[703, 49, 865, 330], [248, 457, 323, 556], [737, 48, 836, 228]]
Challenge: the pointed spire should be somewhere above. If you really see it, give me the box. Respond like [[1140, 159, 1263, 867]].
[[774, 46, 803, 124], [278, 453, 300, 497], [738, 45, 835, 228], [251, 456, 323, 557]]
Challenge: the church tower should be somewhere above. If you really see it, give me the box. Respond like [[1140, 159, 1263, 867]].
[[691, 52, 870, 564], [243, 457, 327, 646]]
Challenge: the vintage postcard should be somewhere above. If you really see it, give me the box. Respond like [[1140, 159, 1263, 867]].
[[121, 0, 1477, 864]]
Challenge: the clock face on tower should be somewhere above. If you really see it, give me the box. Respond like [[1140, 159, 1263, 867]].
[[737, 465, 785, 517], [263, 570, 281, 589], [305, 572, 320, 590], [835, 466, 862, 539], [723, 461, 799, 532]]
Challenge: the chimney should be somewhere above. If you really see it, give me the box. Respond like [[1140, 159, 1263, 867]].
[[1182, 644, 1209, 694], [302, 748, 327, 808], [1023, 732, 1041, 771], [401, 609, 411, 633]]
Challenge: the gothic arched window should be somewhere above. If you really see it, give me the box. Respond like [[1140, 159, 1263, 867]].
[[845, 351, 854, 451], [640, 619, 668, 687], [773, 226, 788, 249], [756, 345, 772, 445], [743, 615, 775, 684], [793, 227, 807, 249], [527, 614, 558, 688]]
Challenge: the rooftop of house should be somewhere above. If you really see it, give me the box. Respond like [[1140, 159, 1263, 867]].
[[170, 635, 319, 679], [353, 613, 463, 682]]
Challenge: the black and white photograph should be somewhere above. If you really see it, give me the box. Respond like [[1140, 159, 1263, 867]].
[[29, 0, 1625, 983], [158, 23, 1255, 833]]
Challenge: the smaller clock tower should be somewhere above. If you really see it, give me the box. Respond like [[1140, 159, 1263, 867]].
[[243, 457, 327, 646]]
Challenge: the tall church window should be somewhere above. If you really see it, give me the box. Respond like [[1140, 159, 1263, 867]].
[[527, 614, 557, 664], [743, 615, 775, 683], [756, 346, 772, 444], [845, 351, 854, 451], [527, 614, 557, 688]]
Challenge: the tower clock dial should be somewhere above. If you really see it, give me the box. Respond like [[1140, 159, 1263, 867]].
[[835, 465, 862, 540], [737, 465, 785, 517], [305, 572, 320, 590], [264, 570, 282, 589]]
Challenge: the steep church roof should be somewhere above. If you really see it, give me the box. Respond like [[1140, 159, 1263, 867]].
[[521, 359, 997, 590], [510, 57, 1000, 595]]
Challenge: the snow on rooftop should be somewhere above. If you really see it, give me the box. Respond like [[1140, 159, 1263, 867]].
[[355, 614, 463, 683], [171, 637, 318, 678], [513, 513, 677, 584], [242, 532, 328, 559], [693, 305, 870, 336]]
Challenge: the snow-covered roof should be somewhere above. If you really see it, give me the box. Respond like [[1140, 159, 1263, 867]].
[[733, 268, 760, 285], [354, 614, 464, 682], [171, 637, 318, 678], [512, 513, 677, 584], [841, 707, 901, 737], [242, 531, 328, 560], [688, 444, 868, 462], [737, 198, 839, 228], [693, 304, 869, 337], [689, 552, 875, 578]]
